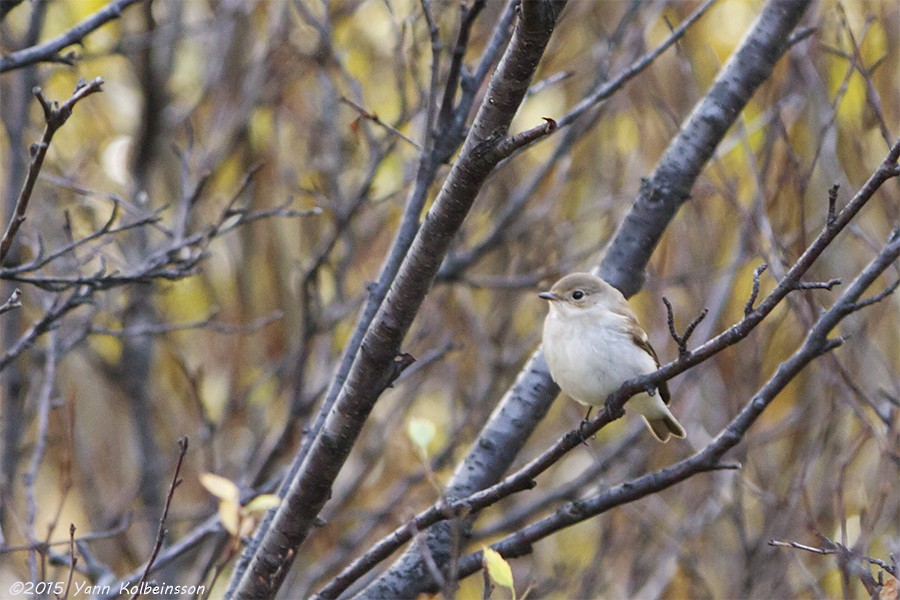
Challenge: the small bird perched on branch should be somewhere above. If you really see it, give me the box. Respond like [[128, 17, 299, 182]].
[[539, 272, 685, 443]]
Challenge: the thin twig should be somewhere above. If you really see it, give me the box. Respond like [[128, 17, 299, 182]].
[[846, 276, 900, 312], [770, 537, 897, 576], [795, 279, 842, 290], [0, 78, 104, 265], [24, 327, 58, 581], [340, 96, 421, 149], [662, 297, 708, 359], [313, 139, 900, 598], [437, 224, 900, 591], [744, 263, 769, 316], [130, 437, 189, 600], [436, 0, 485, 133], [1, 516, 132, 554], [0, 0, 145, 72], [0, 288, 22, 314], [63, 524, 77, 600]]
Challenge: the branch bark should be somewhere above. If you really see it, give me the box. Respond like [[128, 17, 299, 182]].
[[314, 138, 899, 600], [0, 78, 104, 265], [447, 226, 900, 588], [226, 1, 567, 597], [356, 0, 813, 596], [0, 0, 145, 73], [600, 0, 815, 295]]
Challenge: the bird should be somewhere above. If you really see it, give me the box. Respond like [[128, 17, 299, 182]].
[[539, 272, 685, 442]]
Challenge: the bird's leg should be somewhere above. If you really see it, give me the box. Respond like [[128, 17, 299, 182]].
[[578, 407, 593, 444], [643, 383, 656, 397]]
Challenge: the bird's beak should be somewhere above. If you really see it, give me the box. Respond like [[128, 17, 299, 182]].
[[538, 291, 561, 301]]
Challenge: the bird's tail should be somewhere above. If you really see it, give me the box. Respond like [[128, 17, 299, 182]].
[[643, 415, 686, 443]]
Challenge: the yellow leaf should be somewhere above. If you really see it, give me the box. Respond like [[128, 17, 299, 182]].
[[483, 546, 515, 599], [199, 472, 240, 503], [238, 514, 257, 538], [243, 494, 281, 516], [218, 499, 241, 537], [406, 417, 436, 457]]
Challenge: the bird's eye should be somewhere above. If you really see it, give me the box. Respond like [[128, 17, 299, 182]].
[[572, 290, 585, 300]]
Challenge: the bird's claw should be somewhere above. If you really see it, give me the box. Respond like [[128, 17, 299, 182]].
[[643, 383, 657, 397], [604, 396, 625, 420], [578, 418, 591, 444]]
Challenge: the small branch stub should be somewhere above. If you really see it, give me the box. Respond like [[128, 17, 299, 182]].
[[387, 353, 417, 388], [663, 296, 708, 359], [826, 182, 840, 226], [744, 263, 769, 316], [495, 117, 558, 158], [0, 288, 23, 315]]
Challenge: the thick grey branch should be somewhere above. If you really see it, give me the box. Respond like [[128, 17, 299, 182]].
[[600, 0, 814, 295], [357, 1, 814, 597], [444, 223, 900, 590], [313, 139, 899, 599], [226, 2, 568, 598]]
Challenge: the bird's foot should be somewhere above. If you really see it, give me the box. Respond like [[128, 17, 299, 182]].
[[643, 383, 657, 397], [604, 396, 625, 420], [577, 419, 592, 445]]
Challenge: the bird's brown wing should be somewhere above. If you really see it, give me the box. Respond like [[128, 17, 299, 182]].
[[618, 309, 672, 406]]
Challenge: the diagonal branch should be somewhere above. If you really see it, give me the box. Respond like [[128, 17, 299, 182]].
[[357, 1, 816, 597], [226, 1, 568, 598], [312, 140, 899, 599], [0, 0, 145, 72], [444, 225, 900, 590]]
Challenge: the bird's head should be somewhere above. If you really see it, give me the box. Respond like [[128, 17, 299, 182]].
[[538, 272, 622, 317]]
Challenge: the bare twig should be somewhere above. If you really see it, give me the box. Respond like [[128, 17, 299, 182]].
[[744, 263, 769, 316], [340, 96, 421, 149], [313, 140, 900, 598], [494, 117, 558, 157], [526, 70, 574, 96], [419, 0, 442, 150], [769, 538, 833, 555], [437, 226, 900, 592], [0, 0, 145, 72], [130, 437, 189, 600], [0, 288, 22, 314], [827, 182, 839, 226], [770, 536, 897, 578], [785, 25, 816, 47], [63, 524, 77, 600], [0, 78, 104, 265], [1, 516, 132, 554], [794, 279, 842, 290], [662, 297, 708, 359], [90, 310, 284, 337], [436, 0, 486, 135]]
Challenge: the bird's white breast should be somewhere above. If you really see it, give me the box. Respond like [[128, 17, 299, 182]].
[[542, 306, 657, 407]]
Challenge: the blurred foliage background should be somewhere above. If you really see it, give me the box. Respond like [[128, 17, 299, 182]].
[[0, 0, 897, 598]]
